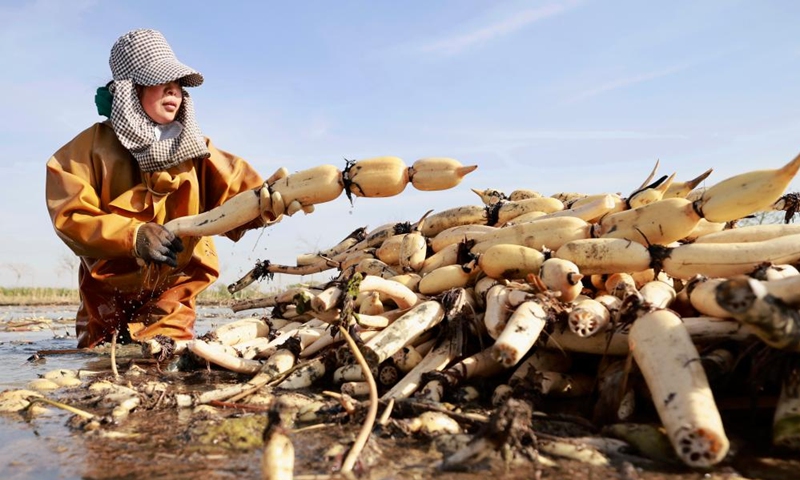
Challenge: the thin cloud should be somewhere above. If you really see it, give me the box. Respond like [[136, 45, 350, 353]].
[[566, 63, 691, 103], [421, 1, 580, 55], [428, 127, 688, 142], [482, 129, 688, 141]]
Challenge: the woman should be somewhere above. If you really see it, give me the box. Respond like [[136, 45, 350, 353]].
[[46, 29, 284, 347]]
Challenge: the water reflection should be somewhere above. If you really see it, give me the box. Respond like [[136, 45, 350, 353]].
[[0, 305, 264, 479], [0, 413, 84, 480], [0, 305, 255, 390]]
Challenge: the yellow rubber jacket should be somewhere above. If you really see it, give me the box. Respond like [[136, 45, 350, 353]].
[[46, 122, 267, 347]]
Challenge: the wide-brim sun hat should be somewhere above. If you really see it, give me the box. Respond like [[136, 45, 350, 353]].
[[109, 29, 203, 87]]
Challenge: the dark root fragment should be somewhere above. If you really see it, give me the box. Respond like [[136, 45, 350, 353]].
[[648, 244, 673, 278], [151, 334, 176, 363], [393, 221, 414, 235], [341, 157, 357, 205], [456, 239, 478, 265], [776, 192, 800, 224], [486, 203, 501, 226]]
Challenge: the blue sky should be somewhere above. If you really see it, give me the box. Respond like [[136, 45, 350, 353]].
[[2, 0, 800, 289]]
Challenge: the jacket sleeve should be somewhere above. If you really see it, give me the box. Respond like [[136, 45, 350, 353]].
[[45, 126, 140, 259], [199, 139, 267, 242]]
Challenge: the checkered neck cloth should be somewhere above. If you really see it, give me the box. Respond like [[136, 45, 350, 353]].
[[107, 29, 209, 172], [109, 80, 210, 172]]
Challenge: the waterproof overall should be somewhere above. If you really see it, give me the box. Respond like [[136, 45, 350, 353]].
[[46, 122, 266, 347]]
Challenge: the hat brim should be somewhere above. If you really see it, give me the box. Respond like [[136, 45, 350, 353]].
[[131, 59, 204, 88]]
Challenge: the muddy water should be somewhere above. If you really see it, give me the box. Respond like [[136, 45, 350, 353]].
[[0, 306, 78, 389], [0, 305, 83, 480], [0, 305, 245, 390], [0, 305, 257, 480], [1, 305, 799, 480], [0, 305, 495, 480]]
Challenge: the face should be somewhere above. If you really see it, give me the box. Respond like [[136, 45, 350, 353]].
[[137, 81, 183, 124]]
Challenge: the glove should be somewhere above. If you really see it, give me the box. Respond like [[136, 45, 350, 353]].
[[134, 223, 184, 267]]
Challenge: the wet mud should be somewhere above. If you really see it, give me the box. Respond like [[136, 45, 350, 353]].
[[1, 305, 798, 480]]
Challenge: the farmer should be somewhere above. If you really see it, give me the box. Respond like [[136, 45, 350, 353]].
[[46, 29, 286, 348]]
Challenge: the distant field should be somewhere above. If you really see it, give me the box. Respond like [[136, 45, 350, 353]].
[[0, 287, 79, 305], [0, 284, 270, 306]]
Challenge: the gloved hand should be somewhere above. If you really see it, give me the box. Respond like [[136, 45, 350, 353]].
[[134, 222, 184, 267]]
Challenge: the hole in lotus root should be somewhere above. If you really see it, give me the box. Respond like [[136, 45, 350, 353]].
[[378, 364, 399, 387], [677, 429, 723, 466]]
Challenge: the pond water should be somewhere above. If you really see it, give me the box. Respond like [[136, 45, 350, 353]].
[[0, 305, 248, 390], [0, 305, 261, 480]]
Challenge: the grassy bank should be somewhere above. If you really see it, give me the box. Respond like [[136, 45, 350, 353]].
[[0, 287, 79, 305], [0, 284, 272, 306]]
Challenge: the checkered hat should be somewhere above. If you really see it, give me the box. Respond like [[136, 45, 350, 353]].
[[109, 29, 203, 87]]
